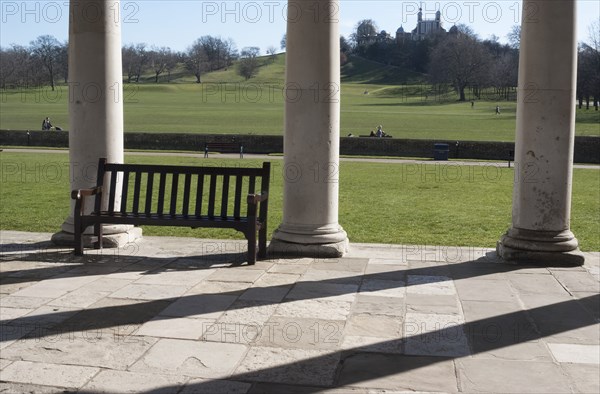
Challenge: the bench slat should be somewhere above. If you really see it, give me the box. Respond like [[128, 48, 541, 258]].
[[108, 170, 118, 213], [105, 163, 258, 176], [247, 176, 256, 216], [121, 171, 130, 214], [132, 171, 142, 214], [195, 174, 204, 217], [94, 159, 107, 213], [170, 173, 179, 216], [82, 212, 249, 226], [145, 173, 154, 215], [234, 175, 242, 219], [208, 174, 217, 218], [157, 172, 166, 215], [182, 173, 191, 216], [221, 175, 230, 218]]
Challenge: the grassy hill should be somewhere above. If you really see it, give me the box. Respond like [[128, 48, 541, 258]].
[[1, 53, 598, 140], [341, 56, 425, 85]]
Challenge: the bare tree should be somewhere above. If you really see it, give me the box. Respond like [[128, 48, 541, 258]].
[[149, 46, 172, 83], [507, 25, 521, 49], [185, 40, 208, 83], [4, 44, 39, 87], [238, 47, 260, 80], [30, 35, 61, 90], [133, 44, 148, 82], [164, 51, 181, 83], [122, 45, 136, 83], [587, 18, 600, 52], [0, 46, 19, 88], [122, 44, 148, 83], [454, 24, 478, 39], [266, 46, 277, 63], [429, 34, 492, 101], [280, 33, 286, 50], [57, 41, 68, 83], [193, 36, 238, 71], [351, 19, 378, 47], [490, 51, 519, 100]]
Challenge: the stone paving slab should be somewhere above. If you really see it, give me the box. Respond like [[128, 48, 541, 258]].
[[235, 346, 340, 386], [130, 338, 248, 378], [0, 360, 99, 389], [1, 332, 158, 369], [136, 316, 214, 340], [337, 354, 458, 392], [0, 231, 598, 393], [548, 343, 600, 364], [561, 364, 600, 394], [254, 316, 345, 350], [181, 379, 252, 394], [457, 359, 573, 393], [352, 294, 405, 317], [81, 370, 188, 393]]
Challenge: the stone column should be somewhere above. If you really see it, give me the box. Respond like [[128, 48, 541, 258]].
[[52, 0, 141, 246], [269, 0, 349, 257], [497, 0, 583, 265]]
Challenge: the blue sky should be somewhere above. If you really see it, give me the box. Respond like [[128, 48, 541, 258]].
[[1, 1, 598, 54]]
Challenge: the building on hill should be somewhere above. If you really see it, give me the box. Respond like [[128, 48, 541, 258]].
[[396, 8, 447, 43]]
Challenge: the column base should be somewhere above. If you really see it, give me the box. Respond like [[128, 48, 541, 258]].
[[268, 238, 349, 258], [497, 228, 584, 266], [51, 226, 143, 249], [269, 224, 349, 258]]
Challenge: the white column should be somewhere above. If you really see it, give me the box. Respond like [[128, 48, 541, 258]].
[[52, 0, 141, 246], [497, 0, 583, 265], [270, 0, 349, 257]]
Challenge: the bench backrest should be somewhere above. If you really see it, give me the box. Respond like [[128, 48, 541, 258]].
[[94, 158, 270, 219], [204, 142, 242, 153]]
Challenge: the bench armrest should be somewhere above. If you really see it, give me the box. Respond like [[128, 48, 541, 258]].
[[71, 186, 102, 200], [247, 192, 268, 205]]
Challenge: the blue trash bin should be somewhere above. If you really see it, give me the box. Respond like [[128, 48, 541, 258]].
[[434, 143, 450, 161]]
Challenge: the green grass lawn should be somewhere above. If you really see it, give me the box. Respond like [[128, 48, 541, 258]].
[[1, 152, 598, 251], [2, 55, 598, 141]]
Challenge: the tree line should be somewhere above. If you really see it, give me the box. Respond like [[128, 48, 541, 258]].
[[0, 34, 276, 89], [1, 23, 598, 109], [348, 19, 599, 108]]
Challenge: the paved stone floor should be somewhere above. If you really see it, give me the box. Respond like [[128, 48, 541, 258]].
[[1, 231, 598, 393]]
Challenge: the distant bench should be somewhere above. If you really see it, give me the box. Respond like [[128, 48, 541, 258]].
[[72, 158, 270, 264], [204, 142, 244, 158], [508, 150, 514, 168]]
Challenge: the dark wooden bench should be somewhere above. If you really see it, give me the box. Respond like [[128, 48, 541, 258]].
[[72, 158, 270, 264], [204, 142, 244, 158]]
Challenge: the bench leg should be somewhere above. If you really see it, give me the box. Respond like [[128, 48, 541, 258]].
[[246, 230, 257, 265], [94, 223, 103, 250], [74, 217, 83, 256], [258, 221, 267, 260]]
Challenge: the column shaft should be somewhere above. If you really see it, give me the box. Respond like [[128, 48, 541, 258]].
[[53, 0, 141, 246], [270, 0, 348, 257], [497, 0, 584, 265]]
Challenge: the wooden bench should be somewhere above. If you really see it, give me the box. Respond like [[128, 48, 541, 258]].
[[204, 142, 244, 158], [72, 158, 270, 264]]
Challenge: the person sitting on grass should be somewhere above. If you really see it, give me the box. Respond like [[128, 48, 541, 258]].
[[41, 117, 52, 131]]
